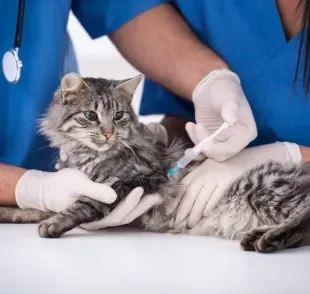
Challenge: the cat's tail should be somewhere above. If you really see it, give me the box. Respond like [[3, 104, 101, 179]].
[[0, 207, 54, 223]]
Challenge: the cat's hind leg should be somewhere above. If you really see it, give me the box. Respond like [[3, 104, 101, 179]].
[[38, 197, 108, 238], [240, 226, 276, 251], [0, 207, 54, 223], [241, 209, 310, 253]]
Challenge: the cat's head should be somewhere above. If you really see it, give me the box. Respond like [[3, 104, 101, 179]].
[[40, 72, 143, 152]]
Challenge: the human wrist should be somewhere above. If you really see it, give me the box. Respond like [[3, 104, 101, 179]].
[[279, 142, 302, 163], [110, 4, 229, 101], [15, 170, 48, 211], [299, 145, 310, 162], [192, 68, 239, 103], [0, 163, 27, 206], [232, 142, 302, 169]]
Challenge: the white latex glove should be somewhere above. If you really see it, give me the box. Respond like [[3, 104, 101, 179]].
[[175, 141, 302, 228], [81, 191, 162, 230], [16, 168, 162, 230], [191, 69, 257, 161], [15, 168, 118, 212]]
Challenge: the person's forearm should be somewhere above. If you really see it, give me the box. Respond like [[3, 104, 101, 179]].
[[0, 164, 26, 206], [110, 4, 228, 100], [299, 146, 310, 162]]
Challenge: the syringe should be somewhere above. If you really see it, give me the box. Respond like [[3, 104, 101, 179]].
[[167, 122, 230, 176]]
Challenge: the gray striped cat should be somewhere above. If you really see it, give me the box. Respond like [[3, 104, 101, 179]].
[[1, 72, 310, 254]]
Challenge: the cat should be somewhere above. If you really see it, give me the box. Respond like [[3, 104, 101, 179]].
[[1, 72, 310, 254]]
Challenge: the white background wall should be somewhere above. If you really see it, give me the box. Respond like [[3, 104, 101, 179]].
[[67, 13, 162, 123]]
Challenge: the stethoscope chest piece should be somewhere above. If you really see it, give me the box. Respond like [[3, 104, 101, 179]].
[[3, 0, 25, 84], [2, 49, 22, 83]]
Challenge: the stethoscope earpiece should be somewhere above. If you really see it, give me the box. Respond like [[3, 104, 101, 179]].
[[2, 0, 25, 84], [2, 48, 22, 83]]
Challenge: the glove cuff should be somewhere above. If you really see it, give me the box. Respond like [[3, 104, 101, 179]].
[[192, 69, 241, 101], [281, 142, 302, 164], [15, 170, 48, 211]]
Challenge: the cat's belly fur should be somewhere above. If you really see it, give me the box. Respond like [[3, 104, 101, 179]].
[[68, 156, 310, 241]]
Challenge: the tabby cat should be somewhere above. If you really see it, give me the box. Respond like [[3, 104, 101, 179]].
[[1, 72, 310, 254]]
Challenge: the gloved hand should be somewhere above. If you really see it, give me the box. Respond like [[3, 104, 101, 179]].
[[15, 168, 118, 212], [191, 69, 257, 161], [16, 168, 162, 230], [80, 190, 162, 230], [175, 141, 302, 228]]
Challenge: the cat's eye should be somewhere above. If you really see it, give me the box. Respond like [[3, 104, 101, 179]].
[[84, 111, 98, 121], [114, 111, 124, 121]]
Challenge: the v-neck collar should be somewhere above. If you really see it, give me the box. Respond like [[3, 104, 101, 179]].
[[252, 0, 301, 60]]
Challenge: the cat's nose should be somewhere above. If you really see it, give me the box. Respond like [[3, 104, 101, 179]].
[[103, 132, 113, 140], [100, 127, 113, 140]]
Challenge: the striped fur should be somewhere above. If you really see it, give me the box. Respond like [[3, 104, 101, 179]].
[[2, 73, 310, 254]]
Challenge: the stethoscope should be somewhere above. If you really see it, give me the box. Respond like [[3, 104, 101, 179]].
[[2, 0, 25, 83]]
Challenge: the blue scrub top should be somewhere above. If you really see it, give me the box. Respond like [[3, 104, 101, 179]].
[[1, 0, 309, 172], [140, 0, 310, 148], [0, 0, 168, 171]]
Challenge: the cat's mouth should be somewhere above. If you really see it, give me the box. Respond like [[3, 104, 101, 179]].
[[87, 131, 116, 145], [79, 137, 115, 152], [65, 132, 117, 152], [90, 135, 116, 146]]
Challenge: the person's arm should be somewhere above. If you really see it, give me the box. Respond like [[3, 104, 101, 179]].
[[0, 164, 26, 206], [109, 4, 228, 100], [300, 146, 310, 162], [110, 3, 228, 142]]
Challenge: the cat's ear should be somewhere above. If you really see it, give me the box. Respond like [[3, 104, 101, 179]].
[[60, 72, 87, 103], [115, 74, 143, 99]]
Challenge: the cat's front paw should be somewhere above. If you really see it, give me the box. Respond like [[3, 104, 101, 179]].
[[38, 219, 64, 238]]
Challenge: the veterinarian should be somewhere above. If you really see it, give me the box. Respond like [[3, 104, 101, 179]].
[[0, 1, 309, 229]]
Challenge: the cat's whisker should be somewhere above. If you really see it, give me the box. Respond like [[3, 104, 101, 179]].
[[117, 141, 129, 158], [49, 155, 60, 168], [132, 138, 150, 152], [71, 137, 93, 149], [130, 143, 149, 155], [120, 140, 140, 163], [32, 144, 51, 153], [119, 140, 132, 158]]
